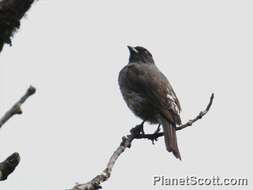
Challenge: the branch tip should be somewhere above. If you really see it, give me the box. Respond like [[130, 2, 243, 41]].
[[0, 86, 36, 129], [28, 86, 36, 95]]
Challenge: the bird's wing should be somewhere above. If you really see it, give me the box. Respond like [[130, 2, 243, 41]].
[[159, 71, 182, 124], [164, 74, 182, 112], [125, 63, 181, 124]]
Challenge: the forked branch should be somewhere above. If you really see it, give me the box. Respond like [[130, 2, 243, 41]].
[[69, 93, 214, 190]]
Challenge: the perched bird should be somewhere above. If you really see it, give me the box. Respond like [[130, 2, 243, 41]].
[[118, 46, 182, 160]]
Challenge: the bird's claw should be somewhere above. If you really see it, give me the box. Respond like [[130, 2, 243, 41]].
[[130, 121, 145, 136]]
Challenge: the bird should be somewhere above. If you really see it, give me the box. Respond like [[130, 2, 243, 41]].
[[118, 46, 182, 160]]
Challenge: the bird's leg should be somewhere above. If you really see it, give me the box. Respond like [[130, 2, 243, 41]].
[[130, 121, 145, 136], [150, 124, 161, 144], [139, 121, 145, 135], [154, 124, 161, 134]]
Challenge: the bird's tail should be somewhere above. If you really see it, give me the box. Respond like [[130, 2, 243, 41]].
[[160, 116, 181, 160]]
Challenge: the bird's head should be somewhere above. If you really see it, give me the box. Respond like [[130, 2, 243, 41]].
[[127, 46, 154, 64]]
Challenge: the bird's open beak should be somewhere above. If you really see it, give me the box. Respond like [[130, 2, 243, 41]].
[[127, 46, 138, 53]]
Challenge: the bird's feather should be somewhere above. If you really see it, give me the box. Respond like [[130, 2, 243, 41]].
[[122, 63, 181, 124]]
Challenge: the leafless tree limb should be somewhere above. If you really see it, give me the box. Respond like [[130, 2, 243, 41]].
[[0, 153, 20, 181], [0, 0, 35, 52], [176, 93, 214, 131], [0, 0, 36, 182], [0, 86, 36, 129], [0, 86, 36, 181], [69, 93, 214, 190]]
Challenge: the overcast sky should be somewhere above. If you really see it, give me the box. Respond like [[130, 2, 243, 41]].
[[0, 0, 252, 190]]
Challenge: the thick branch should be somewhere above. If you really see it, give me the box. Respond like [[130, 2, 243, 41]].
[[0, 153, 20, 181], [0, 86, 36, 129], [69, 93, 214, 190], [0, 0, 35, 52]]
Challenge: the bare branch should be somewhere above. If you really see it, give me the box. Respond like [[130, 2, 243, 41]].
[[176, 93, 214, 131], [0, 0, 36, 52], [68, 93, 214, 190], [0, 86, 36, 129], [0, 152, 20, 181], [0, 86, 36, 181]]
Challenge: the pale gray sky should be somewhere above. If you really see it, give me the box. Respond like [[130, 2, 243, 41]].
[[0, 0, 252, 190]]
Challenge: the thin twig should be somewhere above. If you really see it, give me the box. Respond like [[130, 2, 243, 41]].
[[176, 93, 214, 131], [0, 86, 36, 129], [68, 93, 214, 190]]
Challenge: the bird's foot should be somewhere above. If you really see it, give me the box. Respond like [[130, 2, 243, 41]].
[[130, 121, 145, 136]]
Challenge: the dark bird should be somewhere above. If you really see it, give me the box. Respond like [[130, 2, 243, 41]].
[[118, 46, 182, 160]]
